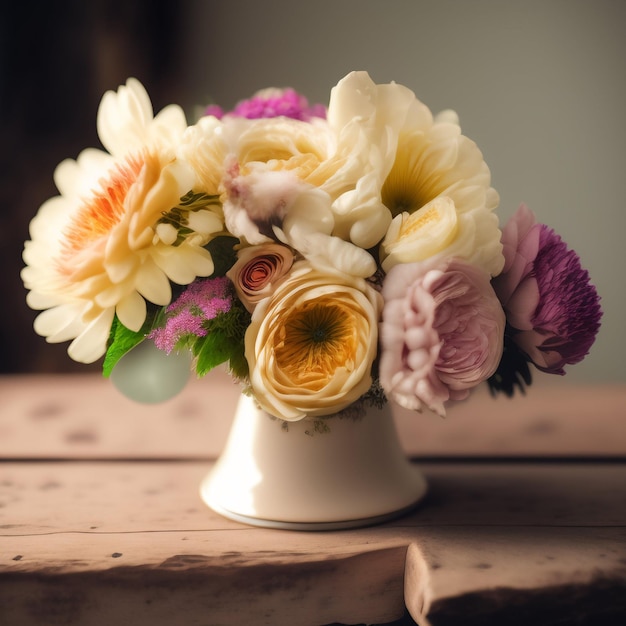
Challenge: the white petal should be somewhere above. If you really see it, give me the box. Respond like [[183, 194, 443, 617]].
[[34, 304, 87, 343], [53, 149, 112, 198], [25, 289, 65, 310], [116, 291, 147, 332], [155, 223, 178, 245], [186, 210, 223, 236], [134, 263, 172, 305], [97, 79, 151, 156], [67, 308, 115, 363], [153, 246, 214, 285], [95, 284, 126, 309]]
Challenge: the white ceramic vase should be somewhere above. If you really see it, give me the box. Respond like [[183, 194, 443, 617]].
[[200, 393, 428, 530]]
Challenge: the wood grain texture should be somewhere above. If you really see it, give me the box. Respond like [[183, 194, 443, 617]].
[[1, 372, 625, 459], [1, 375, 625, 624], [1, 461, 625, 625]]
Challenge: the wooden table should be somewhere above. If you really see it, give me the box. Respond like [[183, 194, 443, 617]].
[[1, 370, 625, 625]]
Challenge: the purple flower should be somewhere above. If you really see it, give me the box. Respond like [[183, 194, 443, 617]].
[[379, 258, 505, 416], [149, 277, 233, 353], [492, 204, 602, 376], [203, 104, 224, 119], [208, 87, 326, 122]]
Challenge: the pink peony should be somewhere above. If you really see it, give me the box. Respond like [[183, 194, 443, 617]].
[[379, 258, 505, 416], [492, 204, 602, 377]]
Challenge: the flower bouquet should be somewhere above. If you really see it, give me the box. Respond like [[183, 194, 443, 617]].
[[21, 71, 602, 527]]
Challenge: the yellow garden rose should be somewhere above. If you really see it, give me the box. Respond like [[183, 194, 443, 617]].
[[245, 261, 383, 421]]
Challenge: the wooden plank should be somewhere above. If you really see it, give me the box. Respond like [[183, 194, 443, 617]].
[[0, 371, 238, 460], [2, 462, 625, 535], [1, 374, 625, 459], [1, 461, 625, 624]]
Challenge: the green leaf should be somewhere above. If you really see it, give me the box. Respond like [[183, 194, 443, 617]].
[[192, 331, 233, 377], [156, 190, 223, 247], [102, 311, 163, 377], [189, 298, 250, 379], [228, 342, 249, 380]]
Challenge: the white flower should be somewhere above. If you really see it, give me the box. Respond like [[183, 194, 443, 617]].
[[325, 71, 416, 248], [245, 261, 382, 421], [22, 79, 219, 363], [274, 186, 378, 278], [178, 114, 227, 200], [220, 71, 415, 268], [379, 96, 504, 276]]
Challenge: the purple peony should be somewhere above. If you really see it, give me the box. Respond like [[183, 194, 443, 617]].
[[492, 204, 602, 376], [379, 258, 505, 416]]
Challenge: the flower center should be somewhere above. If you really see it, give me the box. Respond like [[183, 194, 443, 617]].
[[275, 301, 357, 385], [382, 135, 435, 218], [58, 153, 144, 271]]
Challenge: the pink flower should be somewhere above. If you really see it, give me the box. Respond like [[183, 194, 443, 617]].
[[203, 104, 224, 119], [492, 204, 602, 377], [205, 87, 326, 122], [149, 277, 233, 353], [226, 244, 295, 312], [229, 87, 326, 121], [380, 258, 505, 416]]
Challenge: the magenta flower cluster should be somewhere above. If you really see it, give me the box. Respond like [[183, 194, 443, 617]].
[[204, 88, 326, 121], [149, 277, 233, 354]]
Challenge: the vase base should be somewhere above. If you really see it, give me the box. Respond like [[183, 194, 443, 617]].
[[202, 477, 427, 531]]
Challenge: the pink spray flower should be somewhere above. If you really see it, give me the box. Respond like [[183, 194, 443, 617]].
[[149, 277, 233, 353], [379, 258, 505, 416], [491, 204, 602, 391]]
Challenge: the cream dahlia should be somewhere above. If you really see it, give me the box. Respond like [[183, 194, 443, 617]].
[[21, 79, 222, 363]]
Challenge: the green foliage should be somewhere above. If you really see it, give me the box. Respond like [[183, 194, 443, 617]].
[[205, 235, 239, 277], [487, 327, 533, 397], [157, 190, 222, 246], [304, 420, 332, 436], [102, 310, 163, 378], [190, 300, 251, 379], [101, 209, 245, 381]]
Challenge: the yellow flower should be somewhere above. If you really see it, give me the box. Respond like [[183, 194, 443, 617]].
[[245, 261, 382, 421], [380, 108, 504, 275], [22, 79, 222, 363]]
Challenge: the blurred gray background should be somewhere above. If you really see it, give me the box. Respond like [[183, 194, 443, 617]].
[[2, 0, 624, 382]]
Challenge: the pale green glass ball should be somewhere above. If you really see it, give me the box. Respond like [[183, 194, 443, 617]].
[[111, 340, 192, 404]]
